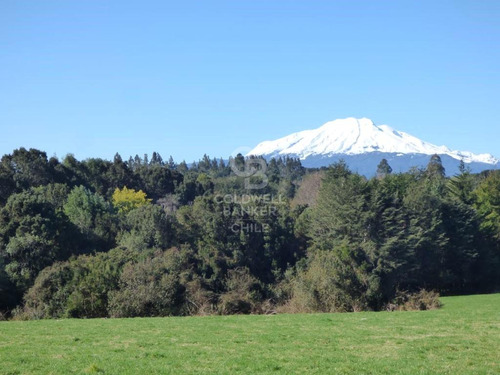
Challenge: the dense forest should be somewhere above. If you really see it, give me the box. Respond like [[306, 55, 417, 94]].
[[0, 147, 498, 319]]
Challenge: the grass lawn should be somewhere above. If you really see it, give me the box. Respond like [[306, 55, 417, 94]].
[[0, 294, 499, 374]]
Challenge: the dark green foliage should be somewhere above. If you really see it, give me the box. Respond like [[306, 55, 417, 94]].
[[0, 184, 80, 292], [367, 175, 412, 302], [0, 160, 16, 206], [290, 157, 499, 311], [474, 171, 500, 239], [0, 148, 60, 205], [439, 200, 486, 292], [17, 247, 197, 319], [0, 149, 499, 318], [118, 204, 173, 251], [305, 163, 383, 309], [448, 164, 476, 205], [1, 148, 53, 190], [310, 163, 370, 248], [135, 164, 182, 202], [17, 248, 137, 319], [175, 192, 299, 292], [108, 248, 189, 317], [427, 154, 446, 178], [0, 256, 18, 314], [403, 175, 449, 290], [64, 186, 117, 252], [376, 158, 392, 179]]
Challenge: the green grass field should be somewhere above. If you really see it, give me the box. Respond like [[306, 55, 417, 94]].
[[0, 294, 499, 375]]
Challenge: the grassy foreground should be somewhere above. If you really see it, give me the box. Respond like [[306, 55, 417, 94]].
[[0, 294, 499, 375]]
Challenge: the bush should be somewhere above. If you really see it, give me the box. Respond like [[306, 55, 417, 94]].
[[386, 289, 441, 311], [16, 248, 137, 319], [108, 249, 189, 318], [184, 279, 217, 316], [218, 268, 265, 315], [279, 250, 372, 313]]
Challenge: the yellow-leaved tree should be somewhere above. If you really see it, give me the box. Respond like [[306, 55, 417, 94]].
[[112, 186, 152, 214]]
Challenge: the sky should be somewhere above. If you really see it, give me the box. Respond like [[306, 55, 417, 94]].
[[1, 0, 500, 162]]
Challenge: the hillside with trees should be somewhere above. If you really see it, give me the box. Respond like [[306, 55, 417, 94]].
[[0, 148, 498, 319]]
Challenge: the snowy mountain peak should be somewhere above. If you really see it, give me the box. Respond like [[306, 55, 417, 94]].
[[247, 118, 498, 165]]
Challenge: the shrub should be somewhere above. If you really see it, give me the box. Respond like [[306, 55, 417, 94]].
[[184, 278, 217, 316], [386, 289, 441, 311], [15, 248, 137, 319], [218, 268, 265, 315], [108, 249, 189, 318], [279, 250, 372, 313]]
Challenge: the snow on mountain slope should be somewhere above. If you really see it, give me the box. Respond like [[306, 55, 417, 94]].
[[247, 118, 498, 165]]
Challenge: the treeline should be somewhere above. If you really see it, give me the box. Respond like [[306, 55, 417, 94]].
[[0, 148, 498, 319]]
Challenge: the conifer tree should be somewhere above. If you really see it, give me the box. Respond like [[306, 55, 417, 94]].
[[448, 160, 475, 205], [376, 159, 393, 179], [426, 154, 445, 178], [177, 161, 188, 174], [167, 156, 176, 170], [474, 171, 500, 240]]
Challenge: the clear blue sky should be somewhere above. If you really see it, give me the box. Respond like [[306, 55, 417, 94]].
[[1, 0, 499, 162]]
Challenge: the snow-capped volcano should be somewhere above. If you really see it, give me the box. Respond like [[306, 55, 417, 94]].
[[248, 118, 497, 164], [247, 118, 498, 175]]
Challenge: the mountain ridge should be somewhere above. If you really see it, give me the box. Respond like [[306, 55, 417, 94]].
[[248, 117, 498, 165]]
